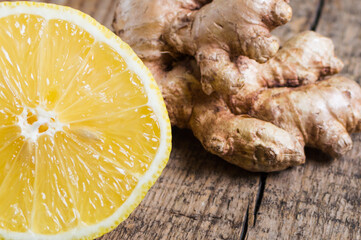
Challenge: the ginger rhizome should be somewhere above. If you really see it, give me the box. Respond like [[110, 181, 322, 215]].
[[113, 0, 361, 172]]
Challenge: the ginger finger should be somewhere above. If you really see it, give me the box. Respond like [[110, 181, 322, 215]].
[[250, 76, 361, 157], [164, 0, 292, 62], [144, 59, 197, 128], [261, 31, 344, 87], [190, 94, 305, 172], [197, 31, 343, 97]]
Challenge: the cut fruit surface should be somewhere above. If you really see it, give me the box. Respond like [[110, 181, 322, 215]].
[[0, 2, 171, 240]]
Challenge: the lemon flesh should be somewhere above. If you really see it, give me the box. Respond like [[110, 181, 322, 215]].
[[0, 2, 171, 240]]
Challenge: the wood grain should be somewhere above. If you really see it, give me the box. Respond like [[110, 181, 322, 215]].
[[99, 129, 259, 240], [272, 0, 319, 43], [4, 0, 360, 239], [247, 0, 361, 239]]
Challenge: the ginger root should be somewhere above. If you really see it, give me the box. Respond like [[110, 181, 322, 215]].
[[113, 0, 361, 172]]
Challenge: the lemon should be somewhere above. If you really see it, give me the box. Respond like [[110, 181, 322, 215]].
[[0, 2, 171, 239]]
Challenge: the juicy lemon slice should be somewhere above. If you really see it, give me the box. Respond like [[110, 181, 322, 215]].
[[0, 2, 171, 239]]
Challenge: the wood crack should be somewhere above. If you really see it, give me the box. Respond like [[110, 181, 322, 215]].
[[248, 0, 326, 235], [240, 205, 249, 240], [253, 173, 267, 226], [311, 0, 325, 30]]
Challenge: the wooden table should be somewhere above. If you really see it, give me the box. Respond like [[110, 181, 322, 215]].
[[8, 0, 361, 239]]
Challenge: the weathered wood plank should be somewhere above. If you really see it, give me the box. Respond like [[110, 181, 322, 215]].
[[247, 0, 361, 239], [99, 129, 259, 240], [318, 0, 361, 83], [5, 0, 360, 239], [25, 0, 117, 29], [272, 0, 319, 42], [48, 0, 117, 30]]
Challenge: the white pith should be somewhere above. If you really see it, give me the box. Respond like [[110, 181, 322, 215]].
[[17, 107, 67, 142]]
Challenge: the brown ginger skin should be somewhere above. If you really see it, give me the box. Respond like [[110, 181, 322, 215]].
[[114, 0, 361, 172], [197, 31, 344, 113], [190, 93, 305, 172], [144, 59, 197, 128], [189, 76, 361, 171], [164, 0, 292, 62], [250, 76, 361, 157]]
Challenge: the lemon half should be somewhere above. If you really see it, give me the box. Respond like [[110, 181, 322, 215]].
[[0, 2, 171, 239]]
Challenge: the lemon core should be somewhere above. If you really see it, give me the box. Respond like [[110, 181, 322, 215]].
[[17, 107, 67, 142]]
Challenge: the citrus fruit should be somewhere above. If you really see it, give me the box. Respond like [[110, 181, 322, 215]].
[[0, 1, 171, 239]]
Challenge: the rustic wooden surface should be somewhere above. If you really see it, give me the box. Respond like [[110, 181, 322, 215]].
[[100, 129, 259, 240], [7, 0, 360, 239], [272, 0, 319, 42], [247, 1, 361, 239]]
